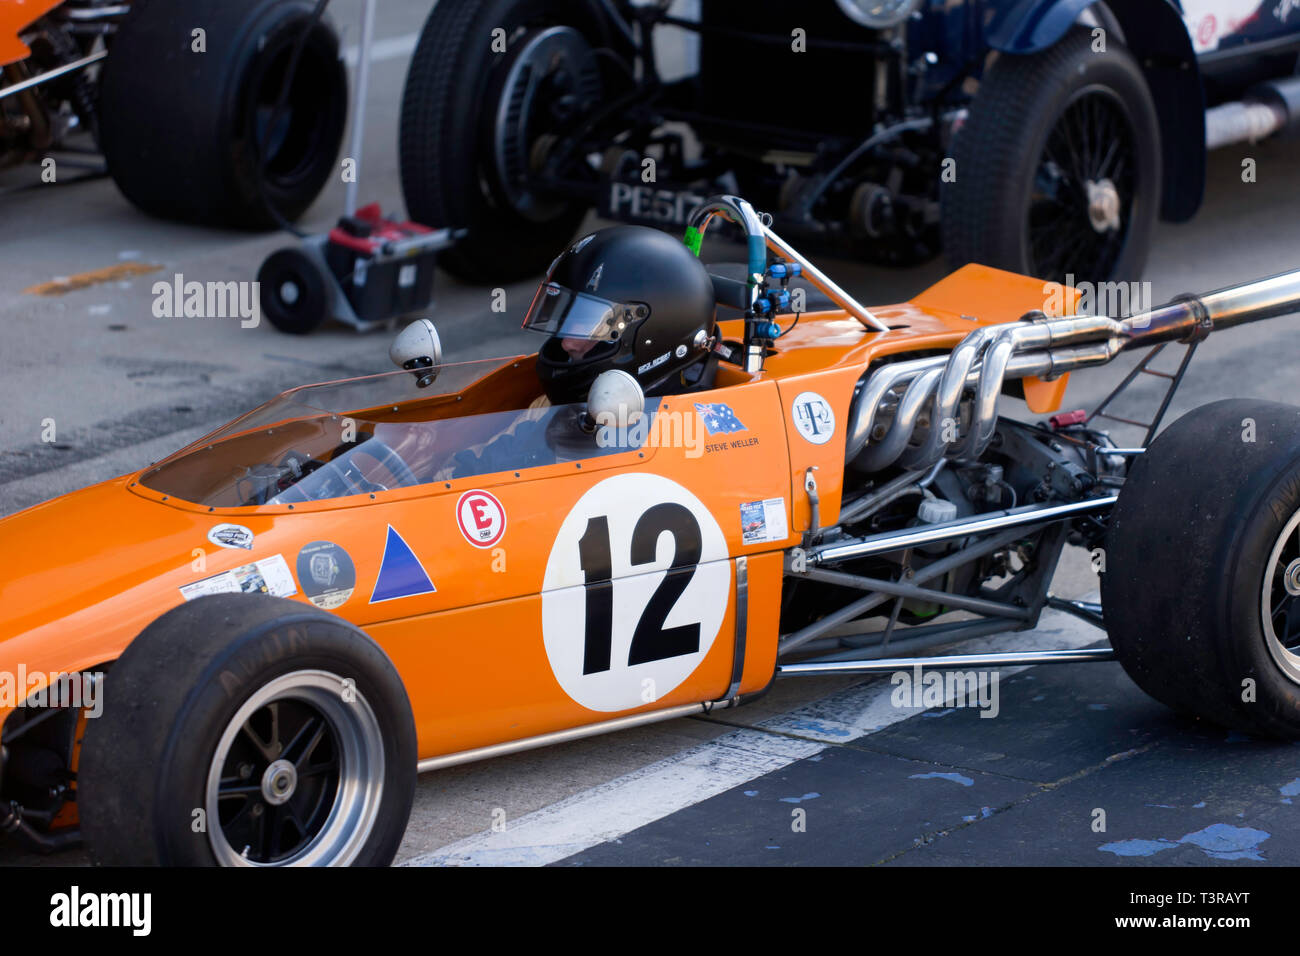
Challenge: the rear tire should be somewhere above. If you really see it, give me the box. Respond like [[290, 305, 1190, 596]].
[[99, 0, 348, 229], [1103, 399, 1300, 738], [79, 594, 416, 865]]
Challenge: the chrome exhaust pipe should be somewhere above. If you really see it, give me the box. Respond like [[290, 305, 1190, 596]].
[[847, 269, 1300, 473]]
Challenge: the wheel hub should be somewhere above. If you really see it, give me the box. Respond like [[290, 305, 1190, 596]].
[[261, 759, 298, 806], [1085, 178, 1121, 233], [487, 25, 602, 224], [1285, 558, 1300, 597], [205, 671, 385, 866]]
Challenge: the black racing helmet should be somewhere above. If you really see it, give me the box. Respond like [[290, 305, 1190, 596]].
[[522, 225, 717, 405]]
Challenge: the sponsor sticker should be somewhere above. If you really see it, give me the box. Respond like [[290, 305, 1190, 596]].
[[207, 523, 254, 550], [791, 391, 835, 445], [370, 525, 436, 603], [296, 541, 357, 610], [638, 352, 669, 375], [456, 490, 507, 549], [694, 402, 747, 435], [741, 497, 789, 545], [180, 554, 296, 601]]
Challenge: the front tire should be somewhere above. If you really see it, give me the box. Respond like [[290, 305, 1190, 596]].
[[78, 594, 416, 865], [942, 26, 1161, 286], [1103, 400, 1300, 738]]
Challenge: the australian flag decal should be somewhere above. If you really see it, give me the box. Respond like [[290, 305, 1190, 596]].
[[695, 402, 747, 435]]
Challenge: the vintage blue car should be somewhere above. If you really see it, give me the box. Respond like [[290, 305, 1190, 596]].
[[396, 0, 1300, 287]]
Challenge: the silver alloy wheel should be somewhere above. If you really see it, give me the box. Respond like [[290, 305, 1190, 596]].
[[205, 669, 384, 866], [1262, 510, 1300, 684]]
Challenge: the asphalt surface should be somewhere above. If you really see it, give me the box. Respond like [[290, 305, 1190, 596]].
[[3, 0, 1300, 868]]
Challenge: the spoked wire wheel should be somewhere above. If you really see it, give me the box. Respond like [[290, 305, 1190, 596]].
[[941, 26, 1160, 286], [1262, 510, 1300, 685], [205, 670, 385, 866], [1027, 86, 1137, 285]]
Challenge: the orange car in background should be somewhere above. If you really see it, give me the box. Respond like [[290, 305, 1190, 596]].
[[3, 195, 1300, 866], [1, 0, 345, 227]]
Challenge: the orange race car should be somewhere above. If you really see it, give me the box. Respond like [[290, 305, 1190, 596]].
[[3, 195, 1300, 867]]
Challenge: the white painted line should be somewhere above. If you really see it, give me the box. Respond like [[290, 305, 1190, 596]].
[[342, 33, 419, 68], [402, 609, 1104, 866]]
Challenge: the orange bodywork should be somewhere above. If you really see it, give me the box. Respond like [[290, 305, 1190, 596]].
[[0, 0, 62, 67], [0, 264, 1071, 764]]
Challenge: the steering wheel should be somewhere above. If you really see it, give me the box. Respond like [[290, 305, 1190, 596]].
[[263, 438, 421, 504], [347, 437, 420, 490]]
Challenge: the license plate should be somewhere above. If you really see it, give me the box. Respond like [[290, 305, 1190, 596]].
[[600, 182, 709, 228]]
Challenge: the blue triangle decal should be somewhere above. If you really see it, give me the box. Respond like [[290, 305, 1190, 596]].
[[370, 525, 436, 604]]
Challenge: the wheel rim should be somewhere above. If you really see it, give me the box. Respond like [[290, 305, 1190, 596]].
[[205, 670, 384, 866], [1025, 85, 1138, 285], [1262, 510, 1300, 684], [486, 25, 602, 223], [253, 43, 340, 192]]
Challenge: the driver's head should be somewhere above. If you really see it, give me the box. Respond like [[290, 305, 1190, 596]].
[[522, 225, 717, 405]]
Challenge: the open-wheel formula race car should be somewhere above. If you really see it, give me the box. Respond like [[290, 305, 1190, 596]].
[[4, 195, 1300, 866]]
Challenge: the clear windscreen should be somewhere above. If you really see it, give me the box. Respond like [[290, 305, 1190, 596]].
[[137, 357, 656, 508]]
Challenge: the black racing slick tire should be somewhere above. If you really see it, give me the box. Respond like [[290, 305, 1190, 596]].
[[1102, 400, 1300, 738], [399, 0, 616, 283], [98, 0, 348, 229], [941, 26, 1161, 287], [78, 594, 416, 866]]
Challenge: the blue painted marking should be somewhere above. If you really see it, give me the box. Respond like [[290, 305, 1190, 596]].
[[1193, 801, 1207, 808], [1179, 824, 1270, 861], [1098, 838, 1179, 858], [369, 525, 436, 603], [909, 772, 974, 787], [778, 792, 821, 804], [787, 719, 851, 738], [1100, 824, 1270, 861], [1281, 778, 1300, 797]]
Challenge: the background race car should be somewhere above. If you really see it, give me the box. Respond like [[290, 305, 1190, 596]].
[[397, 0, 1300, 287]]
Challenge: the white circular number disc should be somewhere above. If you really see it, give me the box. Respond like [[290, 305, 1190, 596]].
[[542, 474, 731, 712]]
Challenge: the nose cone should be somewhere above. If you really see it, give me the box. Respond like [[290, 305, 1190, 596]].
[[0, 477, 216, 679]]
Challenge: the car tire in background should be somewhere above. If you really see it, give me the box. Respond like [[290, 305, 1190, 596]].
[[941, 25, 1161, 287], [78, 594, 417, 866], [399, 0, 620, 283], [1102, 400, 1300, 739], [98, 0, 348, 229]]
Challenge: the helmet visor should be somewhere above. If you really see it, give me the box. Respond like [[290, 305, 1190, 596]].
[[522, 282, 634, 342]]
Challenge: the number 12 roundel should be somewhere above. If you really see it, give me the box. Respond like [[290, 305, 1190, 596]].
[[542, 474, 732, 712]]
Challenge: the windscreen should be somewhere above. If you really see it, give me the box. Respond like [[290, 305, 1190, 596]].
[[137, 358, 656, 508]]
